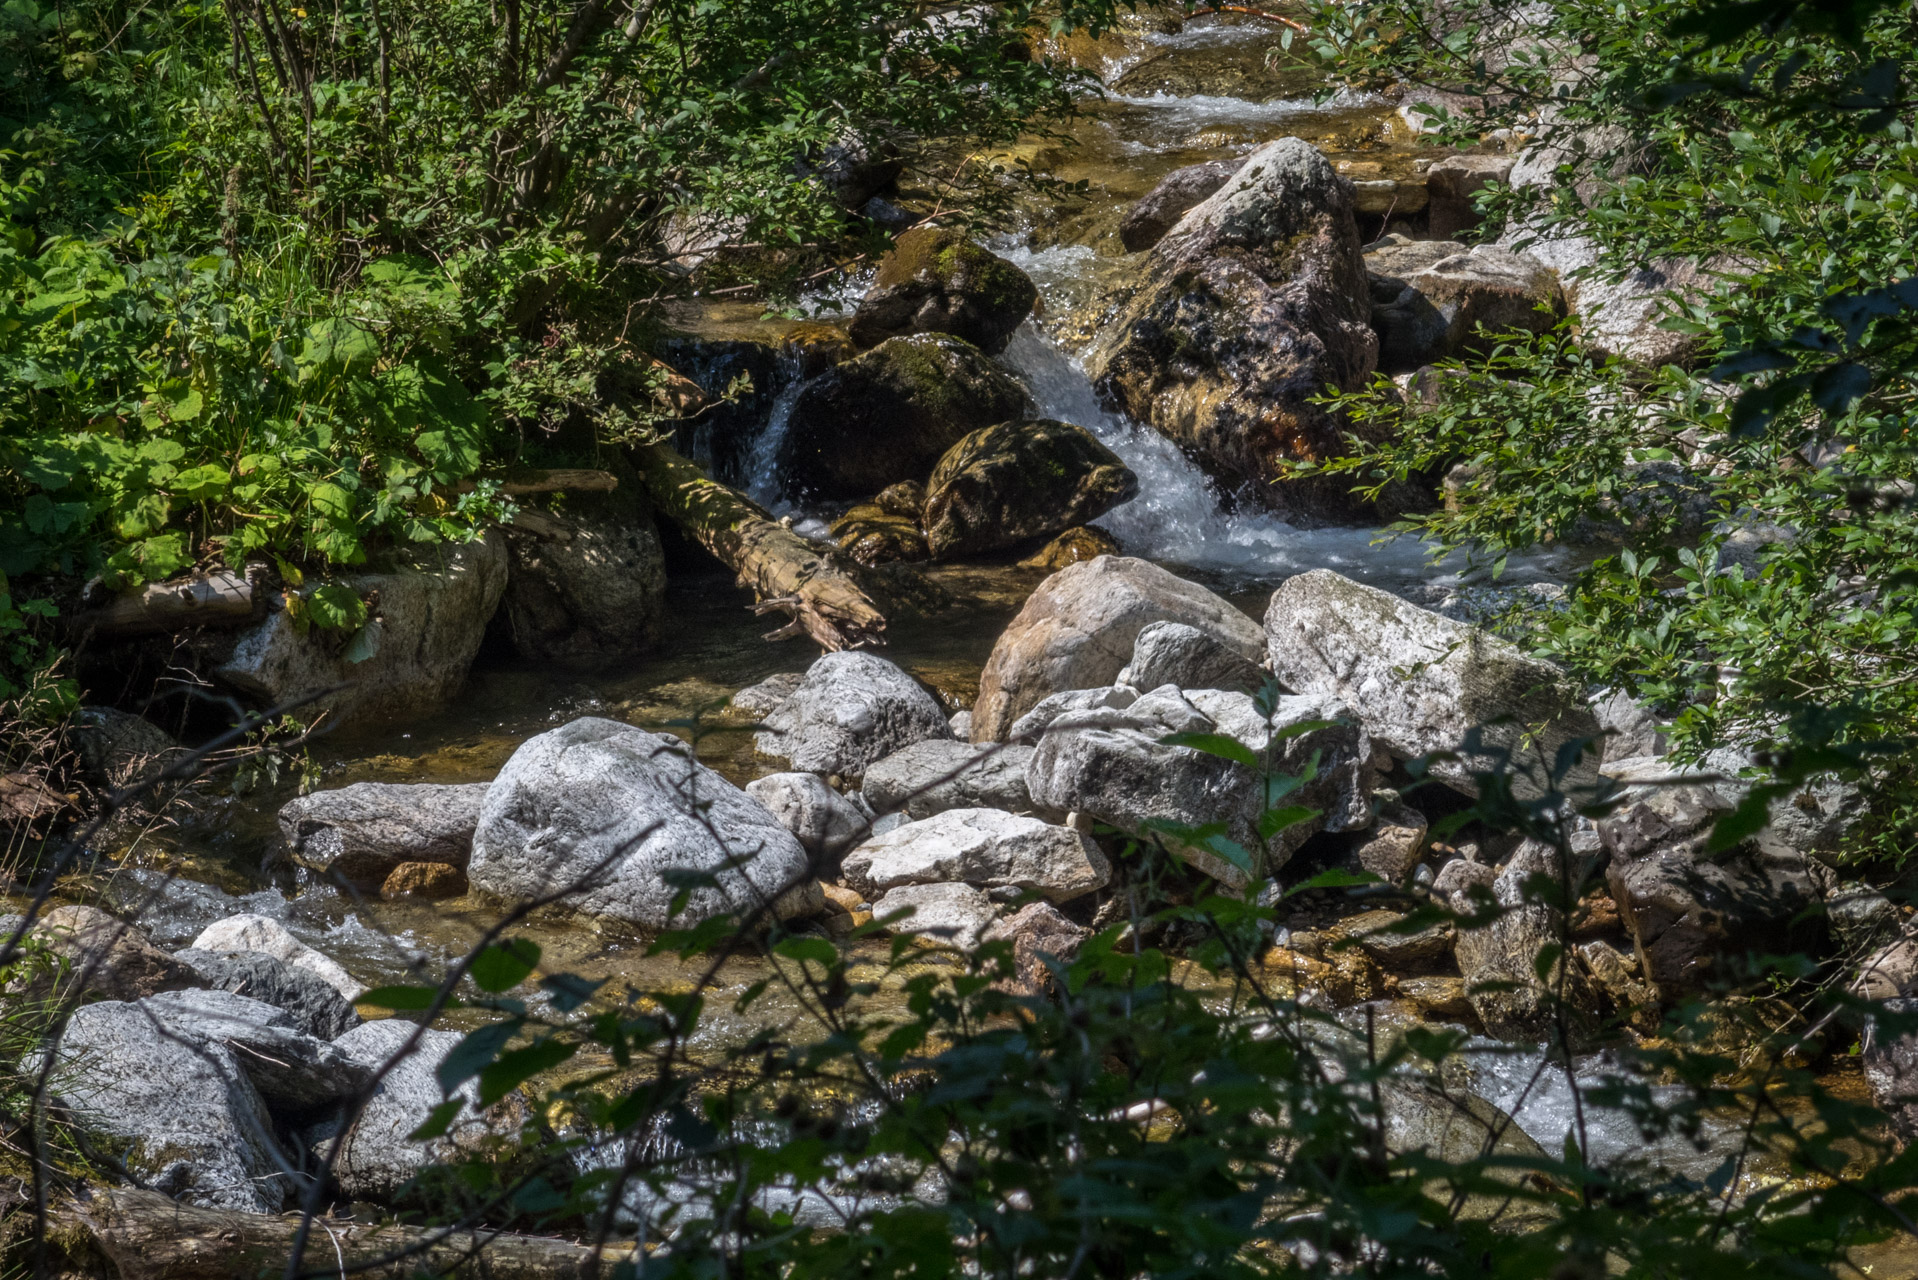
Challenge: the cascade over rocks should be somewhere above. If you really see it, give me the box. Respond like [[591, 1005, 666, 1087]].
[[847, 228, 1039, 356], [497, 506, 667, 662], [278, 782, 490, 887], [922, 420, 1139, 560], [1364, 235, 1563, 371], [841, 807, 1110, 903], [1263, 569, 1600, 799], [755, 651, 951, 779], [215, 532, 509, 729], [1083, 138, 1382, 522], [776, 333, 1034, 501], [469, 718, 823, 931], [1024, 686, 1375, 887], [860, 739, 1039, 820], [973, 556, 1264, 742]]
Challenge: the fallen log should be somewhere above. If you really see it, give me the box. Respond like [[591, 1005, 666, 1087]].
[[69, 567, 264, 640], [458, 469, 622, 497], [631, 441, 887, 650], [46, 1187, 624, 1280]]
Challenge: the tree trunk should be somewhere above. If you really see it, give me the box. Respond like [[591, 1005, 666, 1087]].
[[631, 441, 887, 650], [43, 1186, 621, 1280]]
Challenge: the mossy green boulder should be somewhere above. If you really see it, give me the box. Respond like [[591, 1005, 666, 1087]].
[[830, 503, 930, 566], [847, 228, 1039, 356], [777, 333, 1032, 501], [923, 420, 1138, 560]]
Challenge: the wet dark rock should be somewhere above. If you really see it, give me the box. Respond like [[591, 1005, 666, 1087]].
[[1116, 619, 1268, 694], [974, 555, 1263, 742], [830, 504, 930, 566], [860, 739, 1038, 821], [172, 946, 361, 1041], [1084, 139, 1381, 522], [1018, 525, 1122, 571], [874, 480, 928, 520], [69, 707, 185, 798], [498, 507, 666, 662], [1451, 840, 1599, 1043], [847, 228, 1038, 356], [1118, 159, 1235, 253], [985, 901, 1088, 997], [469, 718, 823, 930], [777, 333, 1033, 501], [756, 652, 951, 780], [1365, 235, 1562, 372], [923, 420, 1138, 560], [1264, 569, 1600, 800], [278, 782, 490, 888]]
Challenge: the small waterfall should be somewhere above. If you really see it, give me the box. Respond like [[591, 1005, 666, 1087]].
[[742, 349, 810, 511]]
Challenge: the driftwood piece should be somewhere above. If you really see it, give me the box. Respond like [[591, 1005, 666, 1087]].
[[632, 441, 887, 650], [70, 567, 262, 639], [47, 1187, 623, 1280]]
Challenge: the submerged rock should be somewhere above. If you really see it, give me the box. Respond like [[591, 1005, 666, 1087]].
[[469, 718, 822, 930], [777, 333, 1034, 501], [278, 781, 490, 887], [860, 739, 1038, 820], [923, 420, 1138, 561], [973, 556, 1263, 742], [1365, 235, 1562, 372], [1017, 525, 1122, 571], [1264, 569, 1600, 799], [841, 807, 1109, 903], [497, 507, 667, 663], [756, 652, 950, 779], [1084, 139, 1381, 521], [381, 861, 469, 900], [215, 532, 509, 729], [847, 228, 1038, 356]]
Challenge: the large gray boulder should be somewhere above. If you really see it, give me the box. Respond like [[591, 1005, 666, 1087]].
[[69, 707, 185, 799], [29, 904, 199, 1003], [1024, 686, 1374, 887], [859, 740, 1038, 820], [1084, 139, 1381, 522], [498, 508, 667, 663], [310, 1020, 522, 1202], [278, 782, 491, 887], [136, 988, 373, 1111], [1865, 999, 1918, 1142], [215, 533, 509, 729], [1364, 235, 1563, 372], [973, 556, 1263, 742], [755, 652, 950, 779], [871, 882, 999, 951], [1495, 222, 1721, 368], [841, 808, 1110, 903], [1263, 569, 1600, 798], [468, 718, 823, 930], [53, 998, 294, 1213], [745, 772, 869, 858], [1118, 159, 1236, 253], [1117, 620, 1268, 695], [173, 946, 362, 1041]]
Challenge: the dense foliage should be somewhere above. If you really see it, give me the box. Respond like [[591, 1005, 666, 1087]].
[[0, 0, 1117, 701], [1299, 0, 1918, 861]]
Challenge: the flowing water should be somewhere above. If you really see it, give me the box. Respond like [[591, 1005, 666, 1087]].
[[56, 8, 1856, 1211]]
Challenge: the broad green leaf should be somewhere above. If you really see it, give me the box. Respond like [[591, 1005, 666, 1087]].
[[1160, 732, 1259, 769], [358, 984, 446, 1011], [478, 1038, 577, 1106], [470, 937, 542, 992]]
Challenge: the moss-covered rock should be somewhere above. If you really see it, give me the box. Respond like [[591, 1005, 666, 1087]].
[[923, 420, 1138, 560], [777, 333, 1033, 501], [847, 228, 1039, 356], [1018, 525, 1122, 570], [830, 503, 930, 566]]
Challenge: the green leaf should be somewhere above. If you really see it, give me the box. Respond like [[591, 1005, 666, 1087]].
[[438, 1021, 519, 1093], [470, 938, 541, 992], [1284, 868, 1381, 896], [1159, 732, 1260, 769], [540, 972, 607, 1013], [774, 936, 839, 967], [100, 533, 187, 589], [358, 984, 446, 1011], [308, 482, 354, 522], [341, 618, 382, 663], [171, 464, 230, 500], [299, 317, 380, 380], [1256, 804, 1320, 841], [304, 582, 368, 631], [408, 1097, 467, 1141], [478, 1038, 577, 1106]]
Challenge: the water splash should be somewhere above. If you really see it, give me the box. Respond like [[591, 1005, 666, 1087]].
[[742, 348, 811, 510]]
